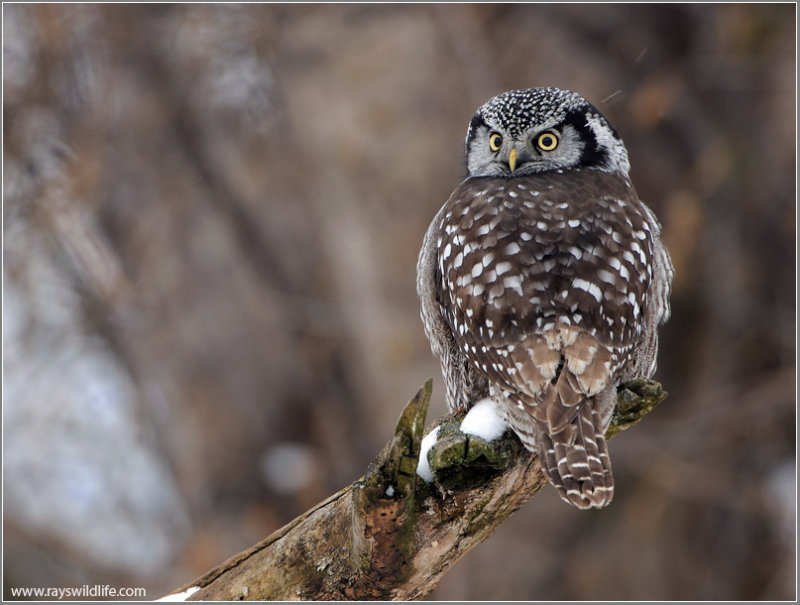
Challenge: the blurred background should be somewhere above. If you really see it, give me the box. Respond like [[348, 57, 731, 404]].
[[2, 3, 796, 601]]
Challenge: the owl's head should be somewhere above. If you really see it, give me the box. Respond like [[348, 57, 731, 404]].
[[465, 87, 630, 178]]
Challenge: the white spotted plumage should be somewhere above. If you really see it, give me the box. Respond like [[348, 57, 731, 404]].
[[417, 87, 673, 509]]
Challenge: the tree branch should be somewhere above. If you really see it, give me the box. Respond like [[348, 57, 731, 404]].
[[170, 378, 667, 601]]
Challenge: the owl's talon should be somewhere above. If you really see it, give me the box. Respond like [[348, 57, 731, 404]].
[[428, 431, 468, 469], [607, 378, 668, 438], [423, 417, 520, 492], [463, 434, 518, 468]]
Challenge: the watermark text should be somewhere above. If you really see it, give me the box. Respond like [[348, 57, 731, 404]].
[[9, 584, 147, 600]]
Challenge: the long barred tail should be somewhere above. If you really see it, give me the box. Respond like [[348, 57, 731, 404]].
[[534, 399, 614, 509]]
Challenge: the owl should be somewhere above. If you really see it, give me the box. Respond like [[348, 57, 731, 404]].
[[416, 87, 673, 509]]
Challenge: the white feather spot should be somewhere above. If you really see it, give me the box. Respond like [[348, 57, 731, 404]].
[[632, 240, 647, 264], [504, 242, 521, 255], [471, 263, 483, 278], [504, 275, 524, 296], [573, 278, 603, 303], [622, 250, 636, 266], [597, 269, 616, 285], [495, 261, 512, 275]]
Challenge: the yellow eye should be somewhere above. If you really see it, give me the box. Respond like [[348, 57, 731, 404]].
[[536, 131, 559, 151], [489, 132, 503, 151]]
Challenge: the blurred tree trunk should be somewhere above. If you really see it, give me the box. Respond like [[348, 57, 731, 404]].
[[173, 379, 666, 601]]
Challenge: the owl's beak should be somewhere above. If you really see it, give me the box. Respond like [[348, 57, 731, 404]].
[[508, 148, 518, 173]]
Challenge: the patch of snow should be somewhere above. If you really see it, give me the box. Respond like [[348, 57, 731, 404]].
[[416, 425, 441, 483], [156, 586, 200, 602], [460, 398, 507, 441]]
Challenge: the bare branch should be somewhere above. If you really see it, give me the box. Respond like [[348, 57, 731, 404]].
[[172, 379, 667, 601]]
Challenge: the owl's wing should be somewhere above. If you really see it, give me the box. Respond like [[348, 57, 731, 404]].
[[436, 172, 657, 508], [437, 172, 650, 417]]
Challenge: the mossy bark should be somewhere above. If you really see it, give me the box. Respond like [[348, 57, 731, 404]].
[[178, 378, 667, 601]]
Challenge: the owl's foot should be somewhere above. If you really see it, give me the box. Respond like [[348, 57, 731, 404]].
[[607, 378, 669, 438], [417, 412, 521, 493]]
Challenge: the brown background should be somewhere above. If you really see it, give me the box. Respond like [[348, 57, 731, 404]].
[[3, 3, 795, 600]]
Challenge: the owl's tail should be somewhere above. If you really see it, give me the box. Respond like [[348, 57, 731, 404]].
[[534, 399, 614, 509]]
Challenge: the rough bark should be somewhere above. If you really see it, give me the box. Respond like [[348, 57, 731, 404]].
[[175, 378, 667, 601]]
